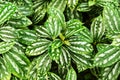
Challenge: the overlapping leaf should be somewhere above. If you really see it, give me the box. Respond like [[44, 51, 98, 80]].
[[3, 45, 30, 79], [99, 61, 120, 80], [91, 16, 105, 42], [27, 53, 52, 80], [0, 1, 16, 25], [0, 26, 17, 42], [0, 41, 15, 54], [94, 45, 120, 67], [48, 39, 62, 61], [103, 4, 120, 34], [0, 57, 11, 80], [26, 39, 51, 56], [17, 30, 37, 45], [65, 68, 77, 80], [49, 0, 66, 12], [67, 0, 78, 10]]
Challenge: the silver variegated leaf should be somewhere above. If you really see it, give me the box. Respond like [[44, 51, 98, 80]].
[[65, 19, 84, 38], [48, 0, 66, 12], [77, 2, 91, 12], [17, 30, 37, 45], [97, 44, 109, 52], [35, 25, 50, 38], [67, 0, 78, 10], [48, 39, 62, 61], [58, 47, 71, 67], [47, 8, 65, 28], [7, 14, 32, 28], [103, 4, 120, 34], [71, 53, 92, 67], [27, 53, 52, 80], [7, 0, 33, 16], [0, 41, 15, 54], [67, 36, 93, 54], [47, 72, 62, 80], [33, 0, 48, 24], [91, 15, 105, 42], [26, 39, 51, 56], [65, 68, 77, 80], [99, 61, 120, 80], [0, 26, 17, 42], [0, 1, 16, 25], [44, 16, 62, 40], [0, 57, 11, 80], [94, 45, 120, 67], [3, 45, 30, 79]]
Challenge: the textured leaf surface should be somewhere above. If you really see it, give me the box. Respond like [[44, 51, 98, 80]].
[[99, 61, 120, 80], [49, 0, 66, 12], [33, 0, 48, 24], [0, 2, 16, 25], [65, 68, 77, 80], [67, 0, 78, 10], [48, 39, 62, 61], [67, 36, 93, 54], [0, 26, 17, 42], [27, 53, 52, 80], [47, 72, 62, 80], [91, 16, 105, 42], [103, 4, 120, 34], [58, 47, 71, 67], [94, 45, 120, 67], [35, 25, 49, 38], [26, 39, 51, 56], [7, 15, 32, 28], [71, 53, 92, 67], [44, 16, 62, 40], [0, 41, 15, 54], [17, 30, 37, 45], [3, 45, 30, 79], [0, 57, 11, 80], [65, 19, 84, 38]]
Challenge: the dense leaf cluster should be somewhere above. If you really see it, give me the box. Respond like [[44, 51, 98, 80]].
[[0, 0, 120, 80]]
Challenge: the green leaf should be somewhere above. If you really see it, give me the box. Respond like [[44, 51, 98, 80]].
[[65, 68, 77, 80], [58, 47, 71, 67], [3, 45, 30, 79], [33, 0, 48, 24], [0, 41, 15, 54], [0, 26, 17, 42], [27, 53, 52, 80], [65, 19, 84, 38], [47, 72, 62, 80], [17, 30, 37, 45], [0, 57, 11, 80], [77, 2, 91, 12], [91, 16, 105, 42], [67, 0, 78, 10], [26, 39, 51, 56], [48, 0, 66, 12], [99, 61, 120, 80], [67, 36, 93, 54], [8, 0, 33, 16], [47, 8, 65, 28], [97, 44, 109, 52], [44, 16, 62, 40], [35, 25, 50, 38], [71, 53, 92, 68], [7, 15, 32, 28], [103, 4, 120, 34], [0, 2, 16, 25], [94, 45, 120, 67], [48, 39, 62, 61]]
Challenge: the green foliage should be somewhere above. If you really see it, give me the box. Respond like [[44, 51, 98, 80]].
[[0, 0, 120, 80]]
